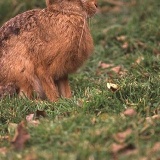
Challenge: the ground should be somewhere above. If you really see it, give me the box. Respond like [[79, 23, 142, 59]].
[[0, 0, 160, 159]]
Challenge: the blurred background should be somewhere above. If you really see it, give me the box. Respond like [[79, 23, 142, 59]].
[[0, 0, 45, 25]]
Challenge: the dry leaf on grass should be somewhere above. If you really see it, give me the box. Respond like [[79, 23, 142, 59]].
[[111, 143, 127, 153], [26, 114, 34, 122], [117, 35, 127, 41], [123, 108, 137, 117], [151, 114, 160, 120], [146, 114, 160, 124], [26, 113, 40, 126], [98, 62, 113, 69], [151, 142, 160, 153], [111, 143, 137, 156], [113, 128, 132, 143], [107, 83, 119, 92], [135, 56, 144, 65], [111, 65, 122, 74], [0, 135, 9, 140], [121, 42, 129, 49], [0, 147, 8, 156], [11, 121, 30, 150]]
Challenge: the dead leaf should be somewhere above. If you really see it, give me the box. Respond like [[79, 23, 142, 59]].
[[135, 56, 144, 65], [117, 35, 127, 42], [26, 114, 40, 126], [0, 135, 9, 140], [0, 147, 8, 156], [151, 142, 160, 153], [11, 121, 30, 150], [111, 65, 122, 74], [26, 114, 34, 122], [152, 114, 160, 120], [107, 83, 119, 92], [99, 62, 113, 69], [113, 128, 132, 143], [111, 143, 137, 156], [122, 148, 138, 156], [146, 114, 160, 124], [111, 143, 127, 153], [123, 108, 137, 117], [122, 42, 129, 49]]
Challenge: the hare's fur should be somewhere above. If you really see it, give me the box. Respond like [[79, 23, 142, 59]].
[[0, 0, 97, 101]]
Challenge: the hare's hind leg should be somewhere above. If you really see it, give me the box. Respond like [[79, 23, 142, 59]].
[[36, 68, 59, 102], [56, 75, 72, 98]]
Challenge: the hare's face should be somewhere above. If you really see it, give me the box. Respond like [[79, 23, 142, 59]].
[[81, 0, 98, 17]]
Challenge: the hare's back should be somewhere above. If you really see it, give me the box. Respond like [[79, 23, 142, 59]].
[[0, 9, 41, 46]]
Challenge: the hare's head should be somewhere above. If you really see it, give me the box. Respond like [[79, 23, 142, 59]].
[[46, 0, 98, 17], [80, 0, 98, 17]]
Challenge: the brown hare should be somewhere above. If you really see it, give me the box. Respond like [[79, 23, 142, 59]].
[[0, 0, 98, 101]]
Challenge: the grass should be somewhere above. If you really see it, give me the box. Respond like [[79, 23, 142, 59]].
[[0, 0, 160, 159]]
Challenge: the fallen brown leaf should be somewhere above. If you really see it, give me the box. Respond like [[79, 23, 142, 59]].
[[111, 143, 127, 153], [0, 135, 9, 140], [0, 147, 8, 156], [117, 35, 127, 42], [121, 42, 129, 49], [113, 128, 132, 143], [26, 114, 40, 126], [123, 148, 138, 156], [26, 114, 34, 122], [151, 142, 160, 153], [111, 143, 137, 156], [152, 114, 160, 120], [11, 121, 30, 150], [135, 56, 144, 65], [123, 108, 137, 117], [111, 65, 122, 74], [99, 62, 113, 69]]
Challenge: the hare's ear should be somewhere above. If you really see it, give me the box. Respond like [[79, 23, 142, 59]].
[[46, 0, 54, 7]]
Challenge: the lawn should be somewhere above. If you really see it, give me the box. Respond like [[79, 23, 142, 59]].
[[0, 0, 160, 159]]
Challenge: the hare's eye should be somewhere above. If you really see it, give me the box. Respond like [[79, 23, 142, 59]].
[[94, 3, 98, 8]]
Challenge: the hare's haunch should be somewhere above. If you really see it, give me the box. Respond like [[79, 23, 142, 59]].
[[0, 0, 97, 101]]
